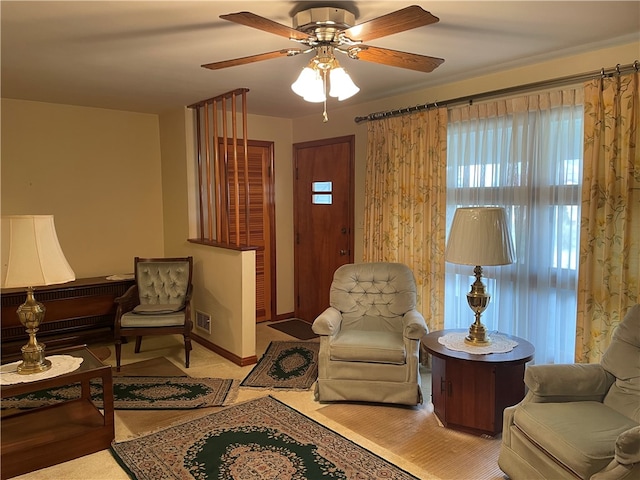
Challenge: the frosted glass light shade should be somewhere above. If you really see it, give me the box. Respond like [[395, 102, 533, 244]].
[[445, 207, 515, 266], [291, 67, 326, 103], [329, 67, 359, 101], [2, 215, 75, 288]]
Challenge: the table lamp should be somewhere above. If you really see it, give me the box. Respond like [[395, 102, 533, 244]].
[[445, 207, 515, 345], [1, 215, 75, 374]]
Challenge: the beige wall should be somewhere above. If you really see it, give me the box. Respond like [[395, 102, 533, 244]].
[[0, 99, 291, 362], [153, 107, 293, 359], [1, 99, 164, 278], [2, 40, 636, 362]]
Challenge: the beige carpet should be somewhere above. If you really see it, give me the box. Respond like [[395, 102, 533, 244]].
[[12, 329, 498, 480], [112, 356, 186, 377], [318, 401, 504, 480]]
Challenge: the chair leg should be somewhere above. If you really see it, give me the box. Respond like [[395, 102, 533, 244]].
[[115, 337, 122, 372], [134, 336, 142, 353], [184, 335, 192, 368]]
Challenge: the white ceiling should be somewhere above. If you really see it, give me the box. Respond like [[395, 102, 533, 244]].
[[2, 1, 638, 118]]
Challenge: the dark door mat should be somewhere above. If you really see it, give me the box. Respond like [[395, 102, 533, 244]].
[[268, 319, 318, 340]]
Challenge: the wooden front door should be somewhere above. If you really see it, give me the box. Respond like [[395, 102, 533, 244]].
[[224, 140, 275, 322], [293, 135, 354, 322]]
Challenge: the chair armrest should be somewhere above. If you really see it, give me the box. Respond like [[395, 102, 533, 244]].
[[616, 426, 640, 465], [312, 307, 342, 336], [524, 363, 615, 403], [114, 285, 139, 318], [591, 427, 640, 480], [402, 310, 428, 339]]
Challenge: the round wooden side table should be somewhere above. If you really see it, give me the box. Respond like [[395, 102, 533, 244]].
[[422, 329, 535, 436]]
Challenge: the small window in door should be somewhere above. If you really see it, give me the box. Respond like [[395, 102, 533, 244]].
[[312, 181, 332, 205]]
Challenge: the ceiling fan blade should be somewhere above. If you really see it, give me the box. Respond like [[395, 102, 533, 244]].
[[351, 46, 444, 73], [342, 5, 439, 43], [220, 11, 309, 41], [202, 49, 303, 70]]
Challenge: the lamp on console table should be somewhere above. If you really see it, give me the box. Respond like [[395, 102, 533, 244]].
[[445, 207, 515, 346], [1, 215, 75, 374]]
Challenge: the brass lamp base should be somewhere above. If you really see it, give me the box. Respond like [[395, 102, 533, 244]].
[[17, 349, 52, 374], [465, 321, 491, 345], [16, 287, 52, 375], [464, 265, 492, 346]]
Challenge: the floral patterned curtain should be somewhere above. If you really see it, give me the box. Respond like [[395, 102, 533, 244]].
[[577, 71, 640, 363], [363, 108, 448, 330]]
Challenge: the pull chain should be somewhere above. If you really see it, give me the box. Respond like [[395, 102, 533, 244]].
[[322, 69, 328, 122]]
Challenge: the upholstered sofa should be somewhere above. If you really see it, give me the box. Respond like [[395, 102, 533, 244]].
[[312, 262, 428, 406], [498, 304, 640, 480]]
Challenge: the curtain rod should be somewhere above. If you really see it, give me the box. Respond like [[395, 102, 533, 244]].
[[354, 60, 639, 124]]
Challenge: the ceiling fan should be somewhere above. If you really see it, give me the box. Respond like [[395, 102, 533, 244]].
[[202, 5, 444, 120]]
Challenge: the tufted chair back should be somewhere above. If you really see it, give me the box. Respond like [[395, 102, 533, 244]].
[[136, 258, 191, 307], [114, 256, 194, 371], [313, 261, 427, 405], [329, 262, 417, 332]]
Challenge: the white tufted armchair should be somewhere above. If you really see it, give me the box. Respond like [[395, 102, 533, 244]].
[[114, 257, 193, 371], [312, 262, 428, 405]]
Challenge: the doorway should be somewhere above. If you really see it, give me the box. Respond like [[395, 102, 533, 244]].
[[223, 140, 276, 323], [293, 135, 354, 322]]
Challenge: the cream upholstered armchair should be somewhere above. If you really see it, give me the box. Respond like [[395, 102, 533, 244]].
[[499, 304, 640, 480], [312, 262, 428, 406], [114, 257, 193, 371]]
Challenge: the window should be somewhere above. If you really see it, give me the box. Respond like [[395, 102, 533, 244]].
[[312, 181, 333, 205], [445, 92, 583, 364]]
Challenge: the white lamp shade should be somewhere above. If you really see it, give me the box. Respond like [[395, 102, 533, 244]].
[[2, 215, 75, 288], [291, 67, 326, 103], [445, 207, 515, 266], [329, 67, 359, 101]]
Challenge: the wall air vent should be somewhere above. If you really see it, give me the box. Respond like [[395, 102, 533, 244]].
[[195, 310, 211, 334]]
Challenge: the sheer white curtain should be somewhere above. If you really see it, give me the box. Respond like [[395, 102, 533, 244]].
[[445, 89, 584, 364]]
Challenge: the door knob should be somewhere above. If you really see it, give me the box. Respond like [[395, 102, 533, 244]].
[[340, 250, 347, 256]]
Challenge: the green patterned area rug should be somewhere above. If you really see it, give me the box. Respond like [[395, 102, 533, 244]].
[[2, 376, 238, 409], [111, 395, 419, 480], [241, 340, 319, 389]]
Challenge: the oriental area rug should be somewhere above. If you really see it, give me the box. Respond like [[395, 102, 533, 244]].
[[2, 376, 238, 410], [111, 395, 419, 480], [240, 340, 319, 389]]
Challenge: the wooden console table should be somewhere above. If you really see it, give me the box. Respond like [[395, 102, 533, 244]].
[[1, 276, 134, 362], [422, 329, 535, 436], [1, 345, 114, 479]]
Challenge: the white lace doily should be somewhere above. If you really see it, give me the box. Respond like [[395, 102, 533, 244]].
[[0, 355, 84, 385], [438, 332, 518, 354]]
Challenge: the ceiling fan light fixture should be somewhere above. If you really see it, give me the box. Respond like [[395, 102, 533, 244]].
[[291, 66, 326, 103], [329, 67, 359, 101]]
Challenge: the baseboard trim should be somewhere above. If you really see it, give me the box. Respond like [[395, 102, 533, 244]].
[[191, 333, 257, 366], [275, 312, 295, 321]]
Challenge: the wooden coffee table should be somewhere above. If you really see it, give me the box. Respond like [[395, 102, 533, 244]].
[[1, 345, 114, 479]]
